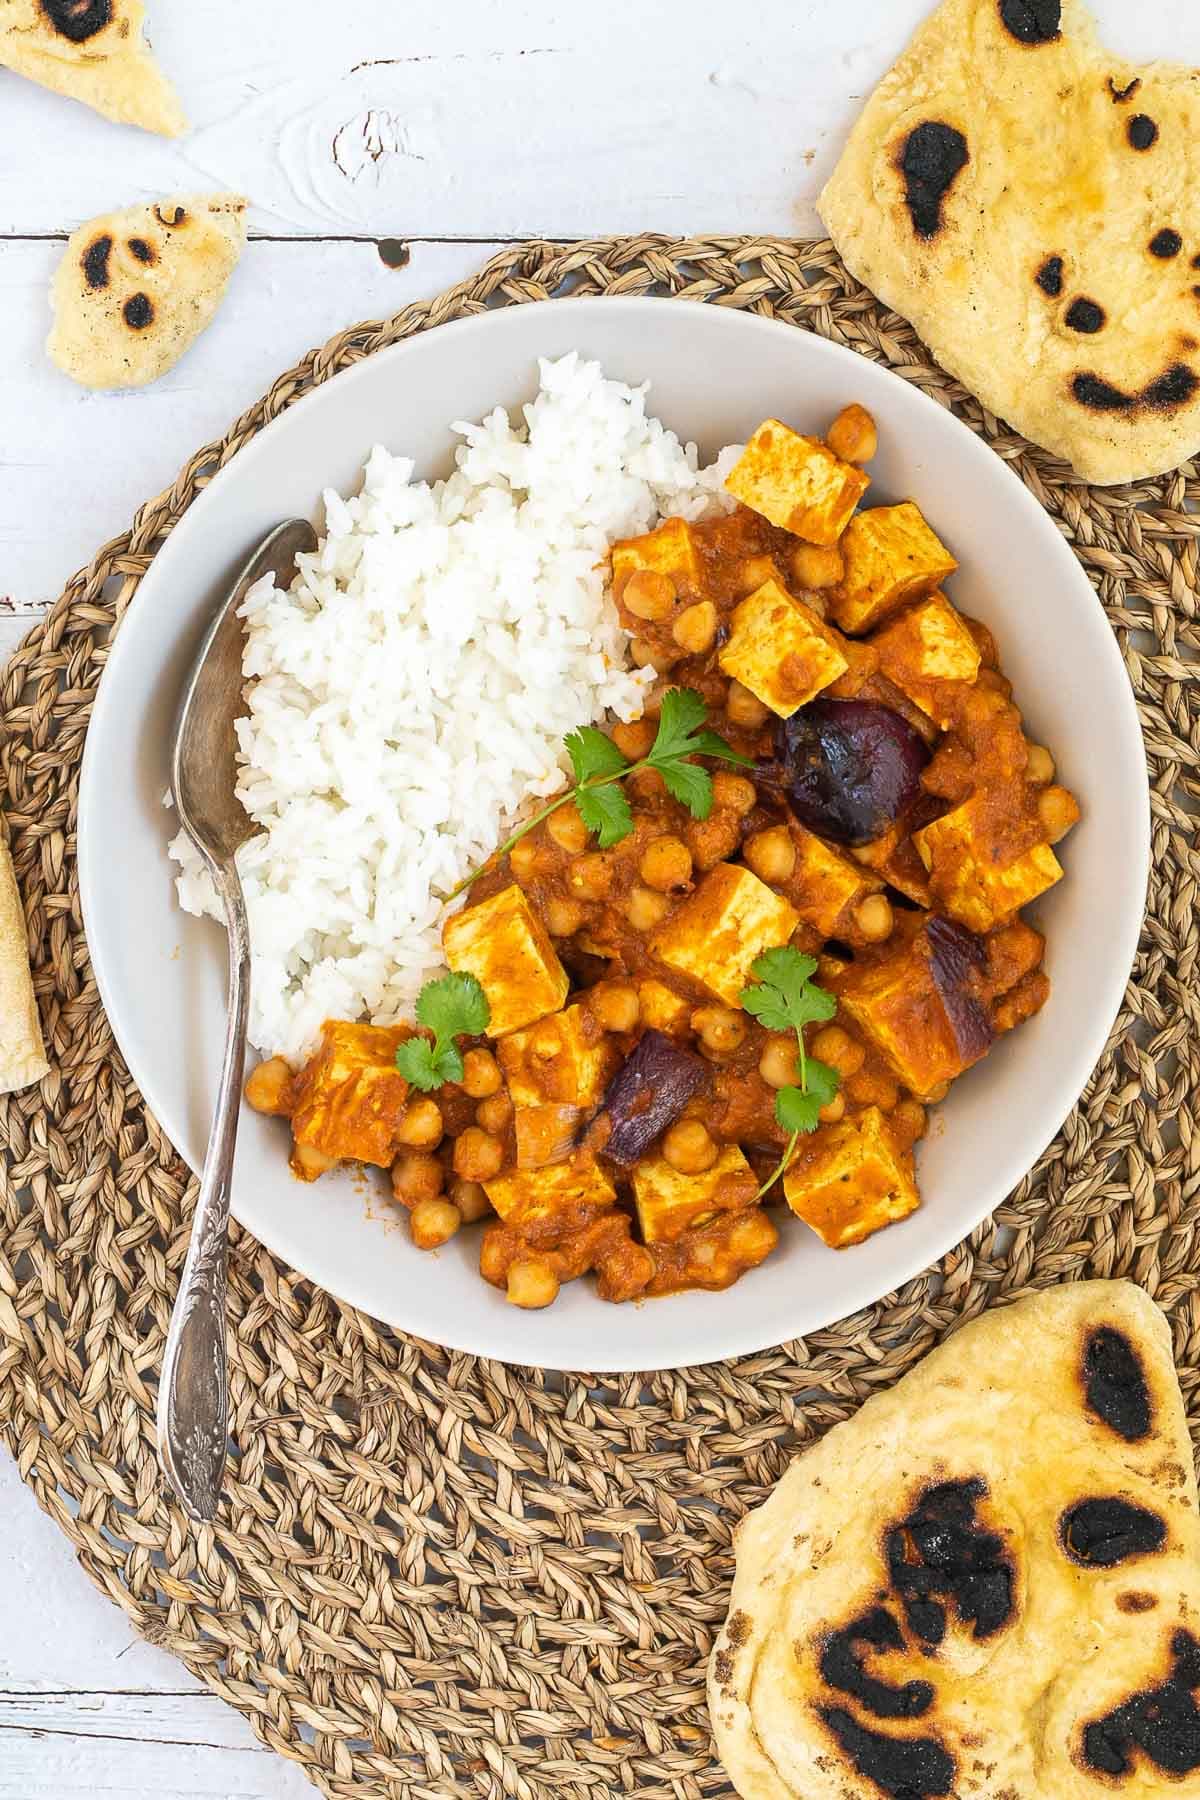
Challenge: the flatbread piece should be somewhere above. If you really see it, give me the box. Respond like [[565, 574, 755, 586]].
[[0, 830, 48, 1094], [0, 0, 185, 137], [710, 1280, 1200, 1798], [48, 193, 247, 390], [819, 0, 1200, 484]]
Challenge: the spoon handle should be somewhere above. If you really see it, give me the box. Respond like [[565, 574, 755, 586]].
[[157, 858, 251, 1521]]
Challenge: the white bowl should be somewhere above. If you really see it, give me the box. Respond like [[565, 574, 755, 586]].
[[78, 297, 1149, 1372]]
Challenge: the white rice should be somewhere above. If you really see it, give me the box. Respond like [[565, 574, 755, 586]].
[[170, 353, 740, 1063]]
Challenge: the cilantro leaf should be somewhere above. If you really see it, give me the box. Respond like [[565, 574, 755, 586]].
[[416, 971, 490, 1040], [395, 1036, 443, 1092], [740, 984, 799, 1036], [775, 1085, 824, 1135], [742, 948, 837, 1032], [576, 780, 634, 848], [566, 726, 629, 786], [649, 687, 708, 762], [658, 758, 713, 818], [804, 1058, 840, 1109], [689, 728, 756, 769]]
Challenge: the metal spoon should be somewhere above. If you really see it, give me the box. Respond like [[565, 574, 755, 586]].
[[158, 518, 317, 1522]]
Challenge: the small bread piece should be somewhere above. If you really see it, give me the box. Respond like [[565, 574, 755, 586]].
[[830, 502, 958, 633], [48, 193, 246, 391], [0, 830, 48, 1095], [725, 420, 869, 544], [0, 0, 186, 137]]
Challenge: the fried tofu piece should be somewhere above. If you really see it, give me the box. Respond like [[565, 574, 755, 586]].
[[725, 420, 870, 545], [611, 516, 703, 600], [913, 796, 1063, 932], [787, 823, 885, 939], [828, 918, 992, 1098], [483, 1151, 616, 1232], [513, 1104, 584, 1170], [871, 593, 981, 728], [637, 979, 693, 1035], [498, 1004, 615, 1108], [650, 864, 801, 1007], [645, 1205, 779, 1294], [784, 1106, 918, 1248], [718, 577, 849, 718], [289, 1021, 409, 1172], [443, 884, 568, 1037], [830, 503, 958, 634], [632, 1145, 757, 1244]]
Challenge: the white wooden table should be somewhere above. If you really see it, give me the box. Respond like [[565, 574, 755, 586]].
[[0, 3, 1190, 1791]]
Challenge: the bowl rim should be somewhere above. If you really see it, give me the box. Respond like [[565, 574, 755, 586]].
[[78, 294, 1150, 1370]]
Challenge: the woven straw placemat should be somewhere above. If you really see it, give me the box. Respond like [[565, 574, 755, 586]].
[[0, 236, 1196, 1799]]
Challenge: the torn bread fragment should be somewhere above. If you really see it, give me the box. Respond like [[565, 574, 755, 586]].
[[0, 830, 48, 1094], [0, 0, 186, 137]]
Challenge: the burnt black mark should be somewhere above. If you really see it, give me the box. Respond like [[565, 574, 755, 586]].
[[1118, 1592, 1160, 1614], [1082, 1630, 1200, 1778], [820, 1707, 955, 1799], [1192, 255, 1200, 270], [81, 234, 112, 291], [1065, 297, 1106, 334], [122, 294, 154, 331], [1073, 373, 1135, 412], [1150, 229, 1183, 259], [1109, 76, 1142, 103], [886, 1479, 1013, 1648], [1146, 365, 1200, 408], [898, 123, 969, 241], [819, 1608, 934, 1720], [1084, 1326, 1153, 1437], [127, 237, 156, 265], [1060, 1498, 1167, 1567], [154, 205, 188, 229], [998, 0, 1060, 45], [1036, 255, 1064, 297], [39, 0, 111, 42], [1128, 115, 1159, 151]]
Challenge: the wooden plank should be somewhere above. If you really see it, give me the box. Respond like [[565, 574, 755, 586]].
[[0, 237, 500, 611]]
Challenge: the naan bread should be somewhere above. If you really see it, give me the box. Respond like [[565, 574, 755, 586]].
[[818, 0, 1200, 484], [0, 829, 48, 1095], [710, 1281, 1200, 1799], [0, 0, 185, 137], [48, 194, 246, 390]]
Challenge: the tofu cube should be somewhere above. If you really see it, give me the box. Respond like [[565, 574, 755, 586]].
[[829, 920, 989, 1097], [718, 578, 849, 718], [725, 419, 870, 544], [914, 797, 1063, 932], [513, 1104, 585, 1170], [484, 1152, 616, 1232], [498, 1004, 615, 1108], [290, 1021, 409, 1170], [611, 516, 703, 601], [633, 1145, 757, 1244], [830, 503, 958, 634], [784, 1107, 919, 1248], [871, 594, 981, 728], [637, 979, 693, 1035], [650, 865, 801, 1006], [443, 884, 568, 1037]]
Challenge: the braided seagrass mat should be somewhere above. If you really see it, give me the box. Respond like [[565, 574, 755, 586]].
[[0, 235, 1197, 1799]]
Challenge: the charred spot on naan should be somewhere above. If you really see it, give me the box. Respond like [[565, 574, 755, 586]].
[[896, 122, 969, 241], [818, 1706, 956, 1800], [1071, 365, 1200, 415], [1059, 1498, 1167, 1568], [1080, 1629, 1200, 1779], [998, 0, 1060, 45], [884, 1478, 1015, 1646], [81, 235, 113, 291], [39, 0, 113, 43], [1083, 1325, 1154, 1440], [817, 1607, 934, 1720]]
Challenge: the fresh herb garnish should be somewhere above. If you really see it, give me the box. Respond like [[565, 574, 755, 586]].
[[740, 947, 840, 1200], [395, 972, 490, 1091], [446, 688, 752, 897]]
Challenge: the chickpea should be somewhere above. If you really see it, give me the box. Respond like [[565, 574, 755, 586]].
[[726, 681, 770, 729], [691, 1005, 747, 1054], [544, 896, 584, 938], [847, 1069, 900, 1111], [1038, 785, 1079, 845], [293, 1142, 337, 1179], [479, 1228, 509, 1287], [790, 543, 845, 591], [759, 1036, 800, 1089], [818, 1093, 846, 1124], [245, 1056, 291, 1115], [672, 600, 718, 655], [569, 852, 612, 901], [662, 1118, 719, 1174], [611, 717, 656, 760], [507, 1258, 561, 1309], [475, 1093, 513, 1135], [810, 1025, 865, 1078], [623, 569, 676, 621], [891, 1100, 927, 1144], [745, 827, 796, 886], [395, 1096, 444, 1148], [409, 1196, 462, 1250], [1025, 743, 1055, 785], [826, 402, 878, 464], [687, 812, 741, 871], [627, 883, 672, 931], [391, 1150, 445, 1207], [547, 801, 590, 854], [461, 1047, 502, 1099], [855, 894, 894, 943], [509, 836, 541, 880], [591, 983, 640, 1033], [630, 636, 671, 671], [711, 772, 757, 815], [454, 1127, 506, 1182], [450, 1178, 492, 1224], [639, 835, 693, 892]]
